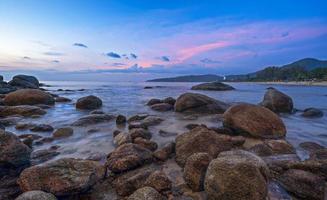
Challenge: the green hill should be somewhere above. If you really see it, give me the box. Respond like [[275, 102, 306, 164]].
[[147, 74, 224, 82]]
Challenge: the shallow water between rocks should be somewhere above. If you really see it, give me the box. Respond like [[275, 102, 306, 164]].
[[5, 81, 327, 162]]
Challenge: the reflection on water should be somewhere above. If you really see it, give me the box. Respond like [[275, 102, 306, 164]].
[[6, 81, 327, 160]]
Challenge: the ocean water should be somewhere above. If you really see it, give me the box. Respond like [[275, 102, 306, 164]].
[[6, 81, 327, 161]]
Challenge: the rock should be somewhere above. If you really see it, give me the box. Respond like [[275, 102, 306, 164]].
[[116, 114, 127, 124], [191, 82, 235, 91], [153, 142, 175, 161], [76, 95, 102, 110], [130, 128, 152, 140], [144, 170, 172, 192], [150, 103, 173, 111], [0, 105, 46, 117], [128, 122, 148, 130], [158, 129, 178, 137], [301, 108, 324, 118], [174, 93, 229, 114], [265, 139, 295, 155], [162, 97, 176, 105], [113, 130, 121, 137], [141, 116, 163, 127], [9, 75, 39, 89], [133, 137, 158, 151], [15, 123, 36, 130], [223, 103, 286, 139], [113, 165, 156, 196], [4, 89, 54, 106], [113, 132, 131, 146], [260, 87, 293, 113], [0, 116, 21, 126], [22, 137, 34, 148], [72, 114, 115, 126], [204, 150, 269, 200], [175, 126, 241, 167], [30, 149, 60, 165], [147, 98, 162, 106], [0, 81, 16, 94], [183, 153, 212, 192], [287, 159, 327, 179], [89, 110, 105, 115], [185, 123, 201, 130], [0, 130, 31, 171], [128, 114, 149, 123], [309, 148, 327, 160], [18, 158, 105, 196], [278, 169, 324, 200], [299, 141, 324, 153], [15, 190, 57, 200], [144, 86, 153, 89], [262, 154, 300, 178], [30, 124, 54, 132], [128, 187, 167, 200], [55, 96, 71, 103], [52, 127, 74, 138], [106, 143, 153, 173]]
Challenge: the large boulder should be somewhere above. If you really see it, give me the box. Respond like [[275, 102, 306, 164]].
[[260, 87, 293, 113], [127, 187, 167, 200], [18, 158, 105, 196], [278, 169, 325, 200], [204, 150, 269, 200], [9, 75, 39, 89], [4, 89, 54, 106], [0, 81, 16, 94], [223, 103, 286, 139], [174, 93, 229, 114], [150, 103, 173, 112], [175, 126, 242, 167], [0, 105, 46, 117], [71, 114, 115, 126], [106, 143, 153, 173], [15, 190, 57, 200], [191, 82, 235, 91], [76, 95, 102, 110]]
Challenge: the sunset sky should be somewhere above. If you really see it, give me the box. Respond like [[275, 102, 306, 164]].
[[0, 0, 327, 80]]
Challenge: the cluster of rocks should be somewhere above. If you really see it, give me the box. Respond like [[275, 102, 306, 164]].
[[147, 97, 176, 111]]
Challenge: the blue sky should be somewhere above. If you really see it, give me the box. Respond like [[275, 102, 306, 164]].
[[0, 0, 327, 80]]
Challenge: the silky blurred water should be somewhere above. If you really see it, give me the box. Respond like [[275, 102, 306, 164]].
[[6, 81, 327, 160]]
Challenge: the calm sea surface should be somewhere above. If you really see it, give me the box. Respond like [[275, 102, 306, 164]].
[[6, 81, 327, 160]]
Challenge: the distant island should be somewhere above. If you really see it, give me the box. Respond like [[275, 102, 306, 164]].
[[147, 58, 327, 82]]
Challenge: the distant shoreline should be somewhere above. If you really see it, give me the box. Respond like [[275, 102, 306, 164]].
[[251, 81, 327, 86]]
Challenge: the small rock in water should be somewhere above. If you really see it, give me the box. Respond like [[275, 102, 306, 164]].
[[76, 95, 102, 110], [153, 142, 175, 162], [55, 96, 72, 103], [299, 141, 324, 153], [141, 116, 163, 127], [191, 81, 235, 91], [113, 132, 131, 147], [72, 114, 115, 126], [15, 123, 36, 130], [129, 128, 152, 140], [133, 137, 158, 151], [89, 109, 105, 114], [162, 97, 176, 105], [30, 124, 54, 132], [128, 114, 149, 123], [150, 103, 173, 111], [147, 98, 162, 106], [52, 127, 74, 138], [116, 114, 127, 125], [30, 148, 60, 165], [260, 87, 293, 113], [159, 129, 178, 137], [301, 107, 324, 118]]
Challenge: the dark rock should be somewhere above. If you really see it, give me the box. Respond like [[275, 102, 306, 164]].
[[191, 82, 235, 91], [113, 132, 131, 147], [144, 170, 172, 192], [204, 150, 269, 200], [159, 129, 178, 137], [174, 93, 229, 114], [18, 158, 105, 196], [0, 116, 21, 126], [22, 137, 33, 148], [141, 116, 163, 127], [153, 142, 175, 161], [113, 130, 121, 137], [116, 114, 127, 124], [183, 153, 212, 192], [72, 114, 115, 126], [15, 123, 36, 130], [128, 122, 148, 130], [144, 86, 153, 89], [128, 187, 167, 200], [287, 159, 327, 179], [223, 103, 286, 139], [133, 137, 158, 151], [262, 154, 300, 178], [0, 81, 16, 94], [30, 124, 54, 132], [309, 148, 327, 160], [9, 75, 39, 89], [128, 114, 149, 123], [15, 190, 57, 200], [4, 89, 54, 106], [162, 97, 176, 105], [150, 103, 173, 111], [0, 105, 46, 117], [76, 95, 102, 110], [299, 141, 324, 153], [301, 107, 324, 118], [130, 128, 152, 141], [30, 148, 60, 165], [55, 96, 72, 103], [184, 123, 201, 130], [278, 169, 324, 200], [147, 98, 162, 106], [106, 143, 153, 173], [52, 127, 74, 138], [89, 110, 105, 115], [260, 87, 293, 113]]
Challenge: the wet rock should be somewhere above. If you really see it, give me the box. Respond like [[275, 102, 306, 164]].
[[86, 152, 106, 161], [87, 128, 100, 133], [128, 114, 149, 123], [150, 103, 173, 111], [299, 141, 324, 153], [30, 148, 60, 165], [141, 116, 163, 127], [184, 123, 201, 130], [128, 122, 148, 130], [0, 105, 46, 117], [128, 187, 167, 200], [287, 159, 327, 179], [76, 95, 102, 110], [30, 124, 54, 132], [153, 142, 175, 161], [113, 166, 156, 196], [116, 114, 127, 124], [175, 93, 229, 114], [106, 143, 153, 173], [183, 153, 212, 192], [175, 126, 241, 167], [34, 137, 54, 145], [309, 148, 327, 160], [52, 127, 74, 138], [4, 89, 54, 106], [22, 137, 33, 148], [301, 107, 324, 118], [15, 123, 36, 130], [133, 137, 158, 151], [144, 170, 172, 192], [0, 116, 21, 126], [112, 130, 121, 137], [55, 96, 72, 103], [265, 139, 295, 154], [15, 190, 57, 200], [130, 128, 152, 140], [147, 98, 162, 106], [191, 82, 235, 91], [159, 129, 178, 137], [204, 150, 269, 200], [72, 114, 115, 126], [278, 169, 324, 200], [223, 103, 286, 139], [162, 97, 176, 106], [262, 154, 300, 178], [9, 75, 39, 89], [0, 81, 16, 94], [260, 87, 293, 113], [144, 86, 153, 89], [113, 132, 131, 146], [89, 110, 105, 115], [19, 134, 42, 140], [18, 158, 105, 196], [249, 143, 274, 156]]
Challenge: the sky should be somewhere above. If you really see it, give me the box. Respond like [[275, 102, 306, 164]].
[[0, 0, 327, 81]]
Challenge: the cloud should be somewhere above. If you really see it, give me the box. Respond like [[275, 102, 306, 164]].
[[44, 52, 64, 56], [73, 43, 88, 48], [112, 62, 126, 66], [160, 56, 170, 62], [52, 60, 60, 63], [106, 52, 121, 58], [23, 56, 31, 60], [200, 58, 221, 64], [130, 53, 137, 59]]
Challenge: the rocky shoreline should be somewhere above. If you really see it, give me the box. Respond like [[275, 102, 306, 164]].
[[0, 76, 326, 200]]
